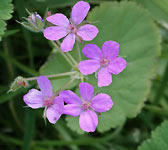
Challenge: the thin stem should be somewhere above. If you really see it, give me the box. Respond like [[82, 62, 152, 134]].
[[66, 52, 78, 66], [51, 41, 74, 67], [26, 71, 77, 81], [76, 42, 81, 62], [59, 77, 76, 91]]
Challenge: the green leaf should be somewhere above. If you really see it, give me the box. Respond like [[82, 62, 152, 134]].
[[0, 0, 13, 41], [40, 52, 79, 91], [138, 120, 168, 150], [66, 1, 161, 133], [134, 0, 168, 23]]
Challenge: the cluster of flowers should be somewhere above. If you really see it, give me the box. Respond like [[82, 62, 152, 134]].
[[23, 1, 127, 132]]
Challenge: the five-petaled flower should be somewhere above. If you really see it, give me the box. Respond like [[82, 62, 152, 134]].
[[23, 76, 64, 124], [60, 82, 113, 132], [43, 1, 98, 52], [78, 41, 127, 87]]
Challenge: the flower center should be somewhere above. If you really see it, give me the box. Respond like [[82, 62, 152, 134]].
[[69, 24, 77, 33], [43, 98, 54, 107], [100, 58, 109, 67], [81, 102, 91, 111]]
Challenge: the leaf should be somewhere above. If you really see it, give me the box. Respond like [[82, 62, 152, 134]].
[[0, 0, 13, 41], [134, 0, 168, 23], [40, 52, 79, 91], [66, 1, 161, 133], [138, 120, 168, 150]]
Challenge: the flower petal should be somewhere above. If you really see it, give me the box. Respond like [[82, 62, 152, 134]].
[[77, 24, 98, 41], [78, 60, 100, 75], [43, 26, 68, 41], [46, 106, 61, 124], [82, 44, 102, 60], [37, 76, 53, 98], [61, 33, 75, 52], [91, 94, 113, 112], [79, 82, 94, 101], [102, 41, 119, 60], [108, 57, 127, 75], [71, 1, 90, 25], [52, 96, 64, 114], [59, 90, 82, 104], [63, 104, 82, 116], [98, 67, 112, 87], [23, 89, 44, 109], [46, 13, 69, 27], [79, 110, 98, 132]]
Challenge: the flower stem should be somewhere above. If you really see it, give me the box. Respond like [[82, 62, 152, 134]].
[[51, 41, 74, 67], [66, 52, 78, 67], [26, 71, 77, 81], [76, 41, 81, 62]]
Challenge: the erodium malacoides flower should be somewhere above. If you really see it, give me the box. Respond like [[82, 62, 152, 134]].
[[23, 76, 64, 124], [60, 82, 113, 132], [78, 41, 127, 87], [43, 1, 98, 52]]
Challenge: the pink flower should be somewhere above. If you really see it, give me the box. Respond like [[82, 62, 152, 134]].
[[23, 76, 64, 124], [60, 82, 113, 132], [43, 1, 98, 52], [78, 41, 127, 87]]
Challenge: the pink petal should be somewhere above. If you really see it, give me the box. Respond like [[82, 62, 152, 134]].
[[46, 96, 64, 124], [59, 90, 82, 104], [37, 76, 53, 98], [71, 1, 90, 25], [23, 89, 44, 109], [46, 13, 69, 27], [46, 106, 61, 124], [91, 94, 113, 112], [79, 82, 94, 101], [61, 33, 75, 52], [43, 26, 68, 41], [82, 44, 102, 60], [102, 41, 119, 60], [77, 24, 98, 41], [63, 104, 82, 116], [78, 60, 100, 75], [108, 57, 127, 75], [98, 67, 112, 87], [79, 110, 98, 132]]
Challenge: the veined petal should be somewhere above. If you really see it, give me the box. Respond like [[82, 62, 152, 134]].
[[52, 96, 64, 114], [102, 41, 119, 60], [98, 67, 112, 87], [37, 76, 53, 98], [78, 60, 100, 75], [71, 1, 90, 25], [61, 33, 75, 52], [82, 44, 102, 60], [63, 104, 82, 116], [46, 13, 69, 27], [43, 26, 68, 41], [59, 90, 82, 104], [23, 89, 44, 109], [79, 82, 94, 101], [91, 94, 113, 112], [46, 106, 61, 124], [108, 57, 127, 75], [79, 110, 98, 132], [77, 24, 98, 41]]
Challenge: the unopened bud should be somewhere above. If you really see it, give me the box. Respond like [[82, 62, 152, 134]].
[[8, 76, 29, 92]]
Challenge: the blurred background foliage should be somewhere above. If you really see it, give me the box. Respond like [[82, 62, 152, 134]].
[[0, 0, 168, 150]]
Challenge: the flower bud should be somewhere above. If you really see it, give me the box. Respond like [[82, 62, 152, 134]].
[[17, 10, 44, 33], [8, 76, 29, 92]]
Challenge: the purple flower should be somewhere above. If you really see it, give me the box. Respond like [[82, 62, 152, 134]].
[[23, 76, 64, 124], [60, 82, 113, 132], [43, 1, 98, 52], [78, 41, 127, 87]]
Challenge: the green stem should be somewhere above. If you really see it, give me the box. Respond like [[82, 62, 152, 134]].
[[66, 52, 78, 67], [51, 41, 74, 67], [26, 71, 77, 81], [76, 42, 81, 62]]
